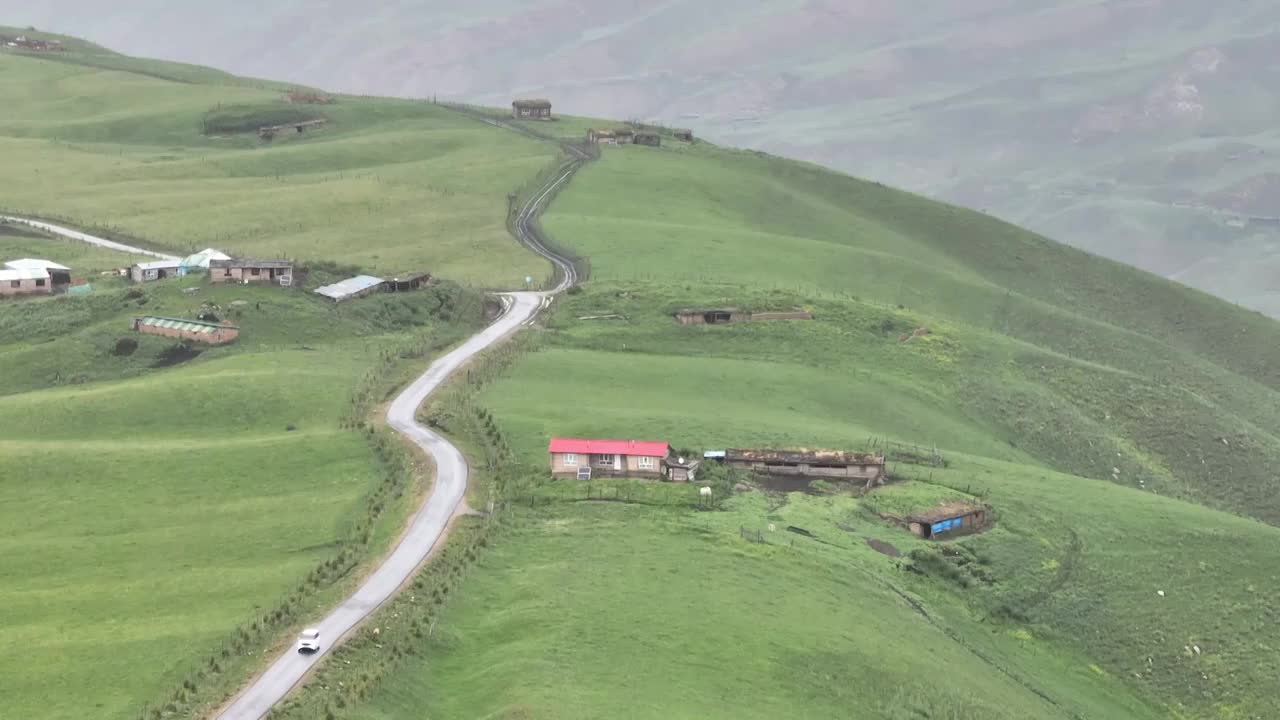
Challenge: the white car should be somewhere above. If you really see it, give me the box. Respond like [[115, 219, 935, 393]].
[[297, 628, 320, 653]]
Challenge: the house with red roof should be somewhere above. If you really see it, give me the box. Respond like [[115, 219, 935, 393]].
[[548, 438, 697, 481]]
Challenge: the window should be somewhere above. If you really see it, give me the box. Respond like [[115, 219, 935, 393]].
[[563, 453, 577, 467], [596, 454, 614, 466], [638, 456, 654, 469], [35, 279, 45, 287], [251, 268, 261, 276], [9, 280, 19, 288]]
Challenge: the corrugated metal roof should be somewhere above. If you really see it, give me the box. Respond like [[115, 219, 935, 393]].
[[4, 258, 69, 271], [0, 268, 50, 281], [136, 316, 238, 333], [314, 275, 384, 300], [134, 260, 180, 271], [548, 438, 670, 457]]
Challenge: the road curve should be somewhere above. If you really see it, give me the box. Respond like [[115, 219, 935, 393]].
[[218, 120, 586, 719], [0, 215, 178, 260], [216, 291, 545, 720]]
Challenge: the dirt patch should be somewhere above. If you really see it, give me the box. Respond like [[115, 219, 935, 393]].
[[151, 343, 203, 368], [111, 337, 138, 356], [866, 538, 901, 557]]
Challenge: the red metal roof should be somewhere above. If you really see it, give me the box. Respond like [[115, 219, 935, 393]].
[[548, 438, 669, 457]]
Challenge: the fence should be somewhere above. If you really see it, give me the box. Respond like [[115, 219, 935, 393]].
[[513, 477, 709, 510]]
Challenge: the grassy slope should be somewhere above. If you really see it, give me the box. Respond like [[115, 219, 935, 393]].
[[329, 139, 1280, 720], [0, 49, 556, 287], [0, 277, 488, 720], [0, 44, 556, 719]]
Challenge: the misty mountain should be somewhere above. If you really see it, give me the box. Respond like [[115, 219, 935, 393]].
[[6, 0, 1280, 313]]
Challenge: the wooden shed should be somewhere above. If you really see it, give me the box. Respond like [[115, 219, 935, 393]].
[[512, 99, 552, 120], [723, 448, 886, 483], [634, 131, 661, 147]]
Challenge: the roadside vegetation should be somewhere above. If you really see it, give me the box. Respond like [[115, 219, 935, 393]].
[[308, 139, 1280, 720], [0, 40, 555, 720]]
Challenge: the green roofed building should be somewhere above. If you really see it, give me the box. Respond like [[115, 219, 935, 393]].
[[131, 316, 239, 345]]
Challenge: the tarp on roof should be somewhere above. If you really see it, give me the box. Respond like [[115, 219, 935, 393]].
[[5, 258, 69, 271], [179, 248, 231, 269], [0, 267, 50, 281], [136, 316, 237, 334], [548, 438, 670, 457], [314, 275, 384, 301], [134, 259, 180, 271]]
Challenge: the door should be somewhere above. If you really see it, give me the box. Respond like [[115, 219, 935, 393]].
[[614, 455, 622, 471]]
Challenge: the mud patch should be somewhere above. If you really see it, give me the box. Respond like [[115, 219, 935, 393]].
[[111, 338, 138, 357], [866, 538, 901, 557], [151, 343, 203, 368]]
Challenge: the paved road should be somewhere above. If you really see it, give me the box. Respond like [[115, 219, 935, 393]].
[[218, 118, 585, 719], [215, 291, 545, 720], [0, 215, 178, 260]]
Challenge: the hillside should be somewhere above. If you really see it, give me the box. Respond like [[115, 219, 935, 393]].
[[8, 3, 1280, 315], [0, 42, 555, 720], [288, 137, 1280, 720], [6, 36, 1280, 720]]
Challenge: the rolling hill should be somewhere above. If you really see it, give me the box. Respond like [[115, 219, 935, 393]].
[[7, 2, 1280, 316], [6, 32, 1280, 720]]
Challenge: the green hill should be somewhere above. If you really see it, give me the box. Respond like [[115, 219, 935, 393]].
[[298, 140, 1280, 719], [6, 37, 1280, 720], [0, 42, 553, 720]]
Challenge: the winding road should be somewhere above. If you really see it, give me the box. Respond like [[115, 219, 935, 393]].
[[9, 113, 587, 720]]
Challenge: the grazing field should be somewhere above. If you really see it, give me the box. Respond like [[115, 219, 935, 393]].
[[0, 36, 564, 718], [0, 48, 556, 286], [302, 137, 1280, 720], [0, 275, 489, 719]]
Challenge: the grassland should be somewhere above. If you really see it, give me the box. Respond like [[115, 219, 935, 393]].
[[0, 39, 572, 718], [0, 47, 557, 287], [0, 274, 492, 719], [295, 137, 1280, 720]]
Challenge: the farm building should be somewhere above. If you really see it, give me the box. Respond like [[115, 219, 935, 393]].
[[549, 438, 671, 480], [588, 129, 618, 144], [634, 131, 661, 147], [614, 128, 635, 143], [314, 275, 385, 302], [130, 259, 181, 283], [721, 448, 886, 483], [385, 272, 430, 292], [902, 502, 990, 540], [209, 258, 294, 286], [512, 99, 552, 120], [178, 248, 231, 275], [664, 455, 701, 483], [131, 316, 239, 345], [673, 308, 813, 325], [673, 129, 694, 141], [5, 258, 70, 287], [0, 267, 52, 296]]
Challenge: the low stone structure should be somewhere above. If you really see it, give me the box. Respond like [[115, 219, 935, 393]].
[[901, 502, 991, 540], [673, 308, 813, 325]]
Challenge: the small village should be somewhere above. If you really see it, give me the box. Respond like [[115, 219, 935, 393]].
[[546, 437, 991, 541]]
